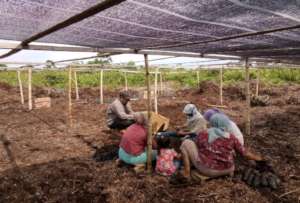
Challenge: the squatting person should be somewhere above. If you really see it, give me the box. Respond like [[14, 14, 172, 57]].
[[106, 90, 135, 130]]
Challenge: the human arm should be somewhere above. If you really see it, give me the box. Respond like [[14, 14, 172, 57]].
[[112, 101, 134, 120], [152, 138, 157, 149], [177, 118, 207, 136], [243, 150, 263, 161], [126, 102, 134, 114], [233, 136, 262, 161]]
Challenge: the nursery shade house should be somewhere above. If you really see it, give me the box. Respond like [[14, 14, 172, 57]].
[[0, 0, 300, 173], [0, 0, 300, 62]]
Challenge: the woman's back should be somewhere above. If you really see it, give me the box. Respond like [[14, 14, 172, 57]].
[[119, 123, 147, 156], [196, 132, 245, 170]]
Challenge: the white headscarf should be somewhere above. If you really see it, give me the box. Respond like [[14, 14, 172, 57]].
[[183, 104, 204, 122]]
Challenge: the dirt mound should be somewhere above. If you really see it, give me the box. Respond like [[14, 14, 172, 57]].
[[0, 157, 272, 203], [224, 84, 246, 100], [93, 144, 119, 162], [0, 158, 108, 203], [286, 95, 300, 105], [0, 82, 13, 91], [1, 84, 300, 203], [251, 95, 270, 106], [196, 81, 219, 94]]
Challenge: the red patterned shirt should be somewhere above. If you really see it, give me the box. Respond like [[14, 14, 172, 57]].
[[196, 132, 246, 170], [155, 149, 178, 176]]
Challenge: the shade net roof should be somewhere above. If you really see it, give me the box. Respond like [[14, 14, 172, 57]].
[[0, 0, 300, 61]]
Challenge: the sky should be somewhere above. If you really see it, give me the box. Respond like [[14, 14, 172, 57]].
[[0, 40, 233, 68]]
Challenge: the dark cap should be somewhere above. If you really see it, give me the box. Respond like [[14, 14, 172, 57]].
[[119, 90, 131, 99]]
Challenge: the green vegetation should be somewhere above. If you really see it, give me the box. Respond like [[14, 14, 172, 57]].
[[0, 68, 300, 89]]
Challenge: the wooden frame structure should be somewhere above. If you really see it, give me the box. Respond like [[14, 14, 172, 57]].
[[1, 0, 300, 172], [1, 57, 300, 172]]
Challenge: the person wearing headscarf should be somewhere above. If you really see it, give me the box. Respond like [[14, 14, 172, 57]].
[[180, 113, 262, 179], [106, 90, 135, 130], [156, 103, 206, 139], [178, 103, 207, 138], [203, 108, 244, 146], [119, 112, 157, 165]]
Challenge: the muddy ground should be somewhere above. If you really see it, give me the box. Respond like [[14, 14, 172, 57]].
[[0, 81, 299, 203]]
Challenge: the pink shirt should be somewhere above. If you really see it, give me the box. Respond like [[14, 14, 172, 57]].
[[155, 149, 178, 176], [119, 124, 147, 156]]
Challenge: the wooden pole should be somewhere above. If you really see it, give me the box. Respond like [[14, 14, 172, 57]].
[[245, 58, 251, 136], [154, 68, 158, 113], [144, 54, 153, 172], [256, 69, 260, 97], [124, 71, 128, 91], [197, 71, 200, 87], [73, 70, 79, 100], [68, 66, 73, 129], [100, 70, 104, 104], [219, 67, 223, 105], [28, 67, 32, 110], [17, 70, 24, 105], [159, 72, 163, 94]]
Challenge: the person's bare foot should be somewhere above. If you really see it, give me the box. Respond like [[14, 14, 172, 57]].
[[181, 169, 191, 181], [134, 164, 145, 173]]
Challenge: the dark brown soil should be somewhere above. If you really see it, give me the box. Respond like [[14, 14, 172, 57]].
[[0, 81, 299, 203]]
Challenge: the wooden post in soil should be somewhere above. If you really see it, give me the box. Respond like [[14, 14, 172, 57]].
[[244, 58, 251, 136], [124, 71, 128, 91], [159, 72, 163, 94], [17, 70, 24, 105], [100, 70, 104, 104], [256, 69, 260, 97], [197, 71, 200, 87], [28, 67, 32, 110], [74, 70, 79, 100], [144, 54, 153, 172], [154, 68, 158, 114], [219, 67, 223, 105], [68, 66, 73, 129]]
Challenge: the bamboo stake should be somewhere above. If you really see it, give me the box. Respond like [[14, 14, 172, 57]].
[[245, 58, 251, 136], [17, 70, 24, 105], [159, 72, 163, 94], [154, 68, 158, 113], [197, 71, 200, 87], [144, 54, 153, 172], [100, 70, 104, 104], [68, 66, 73, 129], [74, 70, 79, 100], [219, 67, 223, 105], [28, 67, 32, 110], [256, 69, 260, 97], [124, 71, 128, 91]]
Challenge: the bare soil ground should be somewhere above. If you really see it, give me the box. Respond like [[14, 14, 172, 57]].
[[0, 81, 299, 203]]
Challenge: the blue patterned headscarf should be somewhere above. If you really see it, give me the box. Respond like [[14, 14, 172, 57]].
[[203, 108, 222, 122], [207, 113, 231, 143]]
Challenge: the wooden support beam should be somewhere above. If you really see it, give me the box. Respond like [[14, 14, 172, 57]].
[[100, 70, 104, 104], [73, 71, 79, 100], [197, 71, 200, 88], [159, 72, 163, 94], [245, 58, 251, 136], [154, 68, 158, 113], [256, 69, 260, 97], [28, 67, 32, 110], [219, 67, 223, 105], [68, 66, 73, 129], [17, 70, 24, 105], [124, 71, 128, 91], [144, 54, 153, 172]]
